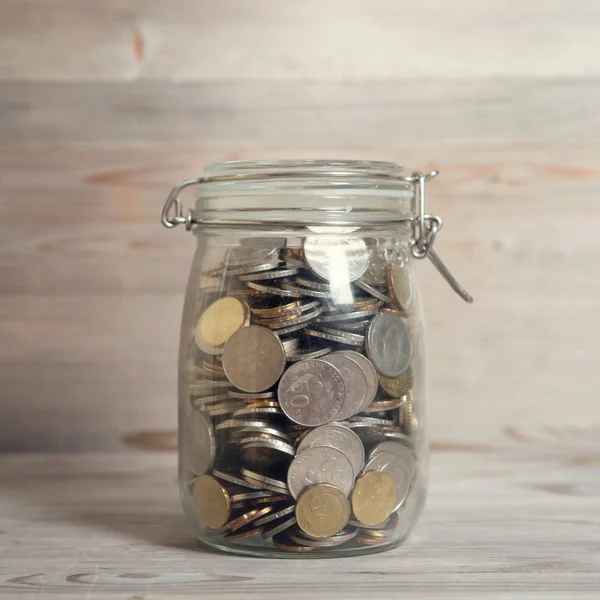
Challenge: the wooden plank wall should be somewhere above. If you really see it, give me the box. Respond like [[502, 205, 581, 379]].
[[1, 0, 599, 453]]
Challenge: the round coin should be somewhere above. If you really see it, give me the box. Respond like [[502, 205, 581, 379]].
[[192, 474, 231, 529], [378, 366, 413, 398], [246, 282, 303, 297], [183, 410, 216, 475], [226, 245, 281, 267], [297, 424, 365, 476], [321, 352, 369, 421], [295, 484, 351, 538], [361, 247, 396, 286], [222, 325, 285, 393], [366, 312, 412, 377], [354, 279, 392, 303], [261, 516, 297, 540], [241, 468, 289, 493], [305, 328, 364, 347], [289, 527, 358, 548], [222, 524, 263, 541], [278, 359, 345, 427], [281, 281, 331, 299], [351, 471, 397, 527], [336, 350, 378, 411], [286, 346, 332, 362], [264, 306, 323, 330], [387, 261, 413, 311], [239, 438, 296, 469], [194, 297, 250, 354], [287, 446, 355, 499], [239, 266, 300, 281], [303, 237, 369, 282], [254, 504, 295, 526], [364, 443, 416, 510]]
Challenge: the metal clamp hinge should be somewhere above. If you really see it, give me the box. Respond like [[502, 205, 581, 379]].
[[160, 177, 202, 230], [401, 171, 473, 303]]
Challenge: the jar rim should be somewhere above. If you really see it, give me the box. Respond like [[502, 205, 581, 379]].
[[205, 159, 405, 179]]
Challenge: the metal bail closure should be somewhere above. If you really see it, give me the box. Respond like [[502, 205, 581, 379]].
[[161, 177, 202, 230], [404, 171, 473, 303]]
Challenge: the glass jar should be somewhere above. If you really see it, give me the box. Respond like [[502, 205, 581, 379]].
[[162, 160, 471, 557]]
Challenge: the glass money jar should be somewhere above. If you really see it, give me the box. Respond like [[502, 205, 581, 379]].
[[161, 160, 472, 557]]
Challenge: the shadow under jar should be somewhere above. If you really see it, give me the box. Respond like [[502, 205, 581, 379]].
[[161, 159, 472, 558]]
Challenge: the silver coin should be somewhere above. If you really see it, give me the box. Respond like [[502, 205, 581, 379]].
[[215, 419, 277, 432], [246, 282, 304, 297], [281, 337, 300, 352], [278, 359, 345, 427], [191, 393, 231, 408], [239, 266, 300, 281], [287, 446, 355, 498], [350, 415, 395, 426], [228, 390, 275, 400], [226, 246, 280, 267], [266, 307, 323, 330], [305, 328, 364, 347], [239, 438, 296, 468], [354, 279, 392, 303], [370, 440, 416, 461], [222, 261, 281, 277], [233, 406, 284, 418], [183, 410, 215, 475], [289, 527, 358, 547], [321, 353, 368, 421], [379, 431, 415, 449], [241, 468, 289, 492], [286, 346, 332, 362], [204, 402, 245, 417], [222, 325, 286, 393], [230, 490, 275, 503], [366, 312, 412, 377], [242, 473, 290, 495], [294, 276, 330, 291], [297, 424, 365, 476], [365, 444, 416, 510], [336, 350, 378, 411], [261, 516, 297, 539], [254, 505, 295, 527], [332, 319, 372, 332], [343, 421, 386, 449], [281, 281, 331, 299], [361, 247, 396, 286], [303, 237, 369, 282], [315, 308, 379, 323], [231, 426, 290, 441], [282, 254, 308, 268], [212, 469, 259, 489], [273, 321, 310, 336]]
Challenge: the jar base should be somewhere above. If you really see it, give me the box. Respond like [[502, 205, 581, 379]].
[[197, 535, 408, 559]]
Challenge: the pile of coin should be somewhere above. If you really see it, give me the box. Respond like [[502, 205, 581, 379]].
[[183, 236, 420, 553]]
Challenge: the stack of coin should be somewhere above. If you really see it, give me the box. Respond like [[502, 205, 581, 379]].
[[184, 236, 420, 552]]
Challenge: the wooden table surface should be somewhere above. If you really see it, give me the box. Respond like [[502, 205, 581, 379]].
[[1, 447, 598, 599], [2, 2, 600, 597]]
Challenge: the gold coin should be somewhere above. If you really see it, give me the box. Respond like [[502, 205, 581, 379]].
[[295, 484, 350, 539], [195, 297, 250, 353], [386, 262, 413, 311], [192, 474, 231, 529], [351, 471, 397, 527], [403, 390, 413, 435], [378, 367, 413, 398]]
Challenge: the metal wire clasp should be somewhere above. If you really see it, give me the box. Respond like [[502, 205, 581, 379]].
[[160, 177, 202, 230], [401, 171, 473, 303]]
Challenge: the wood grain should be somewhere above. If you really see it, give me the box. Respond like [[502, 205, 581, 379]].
[[1, 141, 599, 450], [0, 451, 598, 598], [1, 0, 600, 81], [2, 79, 600, 143]]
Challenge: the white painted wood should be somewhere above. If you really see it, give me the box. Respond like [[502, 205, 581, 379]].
[[2, 80, 600, 143], [0, 451, 598, 598], [1, 0, 600, 80]]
